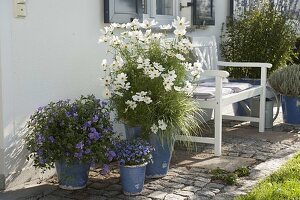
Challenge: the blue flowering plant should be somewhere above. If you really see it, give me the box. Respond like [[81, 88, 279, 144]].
[[113, 138, 154, 166], [26, 95, 115, 171]]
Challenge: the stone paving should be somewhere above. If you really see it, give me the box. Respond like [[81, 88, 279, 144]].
[[1, 120, 300, 200]]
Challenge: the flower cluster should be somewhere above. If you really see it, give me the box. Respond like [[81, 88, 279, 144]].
[[26, 95, 115, 170], [99, 17, 203, 140], [113, 138, 154, 166]]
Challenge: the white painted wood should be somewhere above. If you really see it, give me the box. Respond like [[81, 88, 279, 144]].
[[176, 135, 215, 144], [218, 61, 272, 68], [223, 115, 260, 122], [176, 36, 272, 157]]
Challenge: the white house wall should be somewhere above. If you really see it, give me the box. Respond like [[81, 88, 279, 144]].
[[0, 0, 230, 189], [0, 0, 111, 189]]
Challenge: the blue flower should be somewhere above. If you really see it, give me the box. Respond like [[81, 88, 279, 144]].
[[88, 129, 100, 140], [39, 157, 45, 164], [75, 141, 84, 149], [48, 136, 55, 143], [37, 149, 43, 156], [101, 164, 110, 175], [74, 151, 83, 159], [85, 149, 91, 154], [36, 134, 45, 145], [107, 150, 116, 162], [92, 115, 99, 123]]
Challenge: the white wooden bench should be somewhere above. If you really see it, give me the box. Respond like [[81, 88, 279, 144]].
[[176, 36, 272, 156]]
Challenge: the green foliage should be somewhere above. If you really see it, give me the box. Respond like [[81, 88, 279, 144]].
[[291, 37, 300, 64], [221, 2, 298, 78], [268, 64, 300, 97], [235, 166, 251, 177], [26, 95, 115, 170], [236, 152, 300, 200], [211, 166, 251, 185]]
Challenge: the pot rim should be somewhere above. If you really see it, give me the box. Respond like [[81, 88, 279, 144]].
[[120, 163, 148, 168]]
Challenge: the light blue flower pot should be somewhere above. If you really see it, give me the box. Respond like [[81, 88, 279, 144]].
[[146, 133, 175, 178], [55, 160, 90, 190], [124, 124, 142, 141], [120, 163, 147, 195]]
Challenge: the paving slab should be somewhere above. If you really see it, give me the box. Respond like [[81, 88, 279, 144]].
[[172, 151, 256, 172]]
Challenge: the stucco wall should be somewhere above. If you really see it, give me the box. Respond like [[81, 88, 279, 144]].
[[0, 0, 230, 189], [0, 0, 110, 188]]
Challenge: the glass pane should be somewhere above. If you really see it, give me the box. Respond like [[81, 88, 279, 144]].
[[156, 0, 173, 15], [115, 0, 137, 13]]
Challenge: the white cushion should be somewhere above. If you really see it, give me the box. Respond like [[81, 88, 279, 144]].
[[193, 86, 233, 99], [199, 82, 253, 93]]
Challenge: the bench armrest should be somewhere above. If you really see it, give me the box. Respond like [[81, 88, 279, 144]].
[[217, 61, 272, 69], [201, 70, 229, 78]]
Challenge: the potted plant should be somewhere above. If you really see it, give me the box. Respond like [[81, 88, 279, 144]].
[[221, 1, 299, 116], [113, 138, 154, 195], [268, 64, 300, 125], [26, 95, 115, 190], [99, 18, 202, 177]]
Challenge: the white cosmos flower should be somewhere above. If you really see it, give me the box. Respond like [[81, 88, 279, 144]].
[[172, 17, 189, 30], [183, 62, 193, 71], [174, 29, 187, 37], [153, 62, 165, 72], [151, 124, 159, 134], [144, 97, 152, 104], [103, 76, 111, 86], [104, 89, 111, 98], [194, 61, 204, 73], [176, 54, 185, 61], [101, 59, 108, 70], [137, 56, 143, 64], [158, 120, 167, 130], [140, 19, 157, 29], [159, 24, 172, 30], [125, 100, 137, 110], [174, 86, 182, 92]]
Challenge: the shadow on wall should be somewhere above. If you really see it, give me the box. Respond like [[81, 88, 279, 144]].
[[4, 118, 54, 189]]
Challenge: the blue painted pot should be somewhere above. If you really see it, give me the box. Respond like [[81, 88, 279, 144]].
[[281, 95, 300, 125], [124, 124, 142, 140], [55, 160, 90, 190], [146, 133, 175, 178], [120, 163, 147, 195]]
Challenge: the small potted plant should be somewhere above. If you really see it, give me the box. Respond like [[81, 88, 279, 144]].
[[114, 138, 154, 195], [268, 64, 300, 125], [26, 95, 115, 190]]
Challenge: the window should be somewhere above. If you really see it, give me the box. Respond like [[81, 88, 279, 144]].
[[104, 0, 179, 24], [192, 0, 215, 26]]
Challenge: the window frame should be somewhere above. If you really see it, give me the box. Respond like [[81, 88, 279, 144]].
[[143, 0, 180, 25]]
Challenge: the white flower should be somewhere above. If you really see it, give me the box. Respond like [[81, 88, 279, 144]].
[[194, 61, 204, 73], [115, 73, 127, 83], [158, 120, 167, 130], [104, 89, 111, 98], [174, 29, 187, 37], [151, 124, 159, 134], [153, 62, 165, 72], [172, 17, 189, 31], [132, 94, 143, 102], [148, 69, 161, 79], [174, 86, 182, 92], [140, 19, 157, 29], [183, 81, 194, 95], [183, 62, 193, 71], [103, 76, 111, 86], [101, 59, 108, 70], [176, 54, 185, 61], [144, 97, 152, 104], [116, 56, 124, 68], [159, 24, 172, 30], [126, 100, 137, 110], [137, 56, 143, 64]]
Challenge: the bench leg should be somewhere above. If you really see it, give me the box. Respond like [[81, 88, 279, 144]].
[[214, 105, 222, 156], [259, 94, 266, 133]]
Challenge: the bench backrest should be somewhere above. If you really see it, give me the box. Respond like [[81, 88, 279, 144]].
[[190, 36, 219, 71]]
